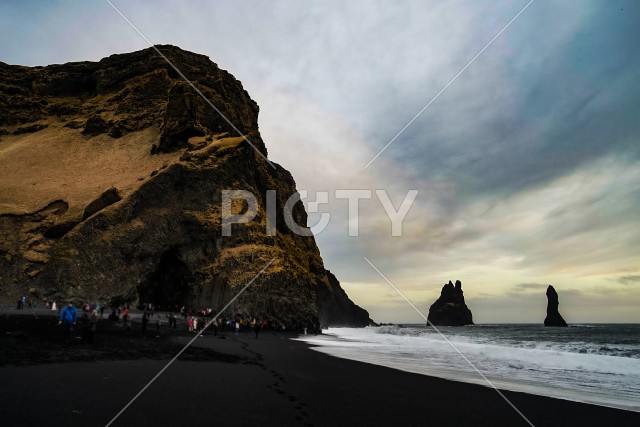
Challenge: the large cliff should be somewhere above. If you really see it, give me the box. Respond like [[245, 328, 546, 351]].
[[0, 45, 372, 330]]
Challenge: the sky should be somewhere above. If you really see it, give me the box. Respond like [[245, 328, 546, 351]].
[[1, 0, 639, 323]]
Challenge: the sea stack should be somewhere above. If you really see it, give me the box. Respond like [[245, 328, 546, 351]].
[[427, 280, 474, 326], [544, 285, 568, 327]]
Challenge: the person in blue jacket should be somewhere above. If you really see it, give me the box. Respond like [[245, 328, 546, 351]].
[[58, 301, 78, 343]]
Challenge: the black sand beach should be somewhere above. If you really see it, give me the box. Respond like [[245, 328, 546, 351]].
[[1, 311, 638, 426]]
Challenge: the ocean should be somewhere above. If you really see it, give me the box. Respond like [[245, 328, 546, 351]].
[[296, 324, 640, 412]]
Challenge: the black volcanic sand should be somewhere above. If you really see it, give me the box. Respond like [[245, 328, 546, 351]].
[[1, 312, 638, 426], [0, 310, 238, 366]]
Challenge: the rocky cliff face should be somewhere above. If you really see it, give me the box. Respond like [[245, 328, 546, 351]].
[[544, 285, 568, 327], [0, 45, 372, 330], [427, 280, 474, 326]]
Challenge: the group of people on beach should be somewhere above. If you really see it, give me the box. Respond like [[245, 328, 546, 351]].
[[50, 297, 310, 344], [16, 296, 35, 309], [140, 303, 163, 337], [185, 314, 269, 338], [188, 316, 206, 333], [234, 318, 268, 338], [57, 301, 99, 344]]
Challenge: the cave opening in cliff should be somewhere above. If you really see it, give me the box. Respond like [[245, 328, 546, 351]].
[[138, 248, 192, 310]]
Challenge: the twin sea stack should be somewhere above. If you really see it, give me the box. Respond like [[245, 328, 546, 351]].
[[427, 280, 474, 326], [426, 282, 569, 326], [0, 45, 372, 330]]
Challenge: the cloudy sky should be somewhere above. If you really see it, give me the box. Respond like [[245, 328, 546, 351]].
[[2, 0, 639, 322]]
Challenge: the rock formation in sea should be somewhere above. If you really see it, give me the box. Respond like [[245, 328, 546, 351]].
[[427, 280, 474, 326], [544, 285, 568, 327], [0, 45, 373, 330]]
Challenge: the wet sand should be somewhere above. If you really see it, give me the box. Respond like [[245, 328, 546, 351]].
[[1, 310, 638, 426]]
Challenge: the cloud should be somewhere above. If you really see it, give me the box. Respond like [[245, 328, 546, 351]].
[[512, 283, 547, 291], [380, 2, 640, 200], [506, 283, 551, 299], [1, 0, 639, 323], [616, 275, 640, 286]]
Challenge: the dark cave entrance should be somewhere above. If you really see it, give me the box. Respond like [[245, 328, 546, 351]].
[[138, 249, 192, 310]]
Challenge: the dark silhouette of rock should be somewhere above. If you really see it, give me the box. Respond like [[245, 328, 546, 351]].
[[81, 115, 110, 136], [158, 82, 209, 152], [427, 280, 474, 326], [13, 123, 48, 135], [317, 271, 375, 327], [43, 219, 81, 239], [82, 187, 122, 220], [544, 285, 568, 327], [0, 46, 371, 329]]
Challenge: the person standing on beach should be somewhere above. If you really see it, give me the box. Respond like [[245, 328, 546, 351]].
[[80, 303, 91, 343], [154, 313, 161, 337], [141, 310, 149, 336], [121, 306, 132, 334], [87, 308, 98, 344], [125, 314, 132, 334], [58, 301, 77, 343]]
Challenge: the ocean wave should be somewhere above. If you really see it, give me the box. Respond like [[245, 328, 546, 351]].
[[306, 327, 640, 412], [373, 325, 640, 359], [569, 324, 603, 328]]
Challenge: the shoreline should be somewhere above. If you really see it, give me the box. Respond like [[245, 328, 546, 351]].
[[298, 331, 640, 414], [1, 312, 639, 426]]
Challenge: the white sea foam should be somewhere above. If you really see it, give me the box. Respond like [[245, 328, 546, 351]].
[[296, 326, 640, 412]]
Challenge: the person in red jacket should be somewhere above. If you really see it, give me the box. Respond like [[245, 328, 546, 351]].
[[121, 306, 132, 334]]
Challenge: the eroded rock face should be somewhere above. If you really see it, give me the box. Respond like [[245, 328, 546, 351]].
[[82, 187, 121, 220], [0, 46, 263, 152], [427, 280, 474, 326], [317, 271, 373, 327], [544, 285, 568, 327], [0, 46, 371, 329]]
